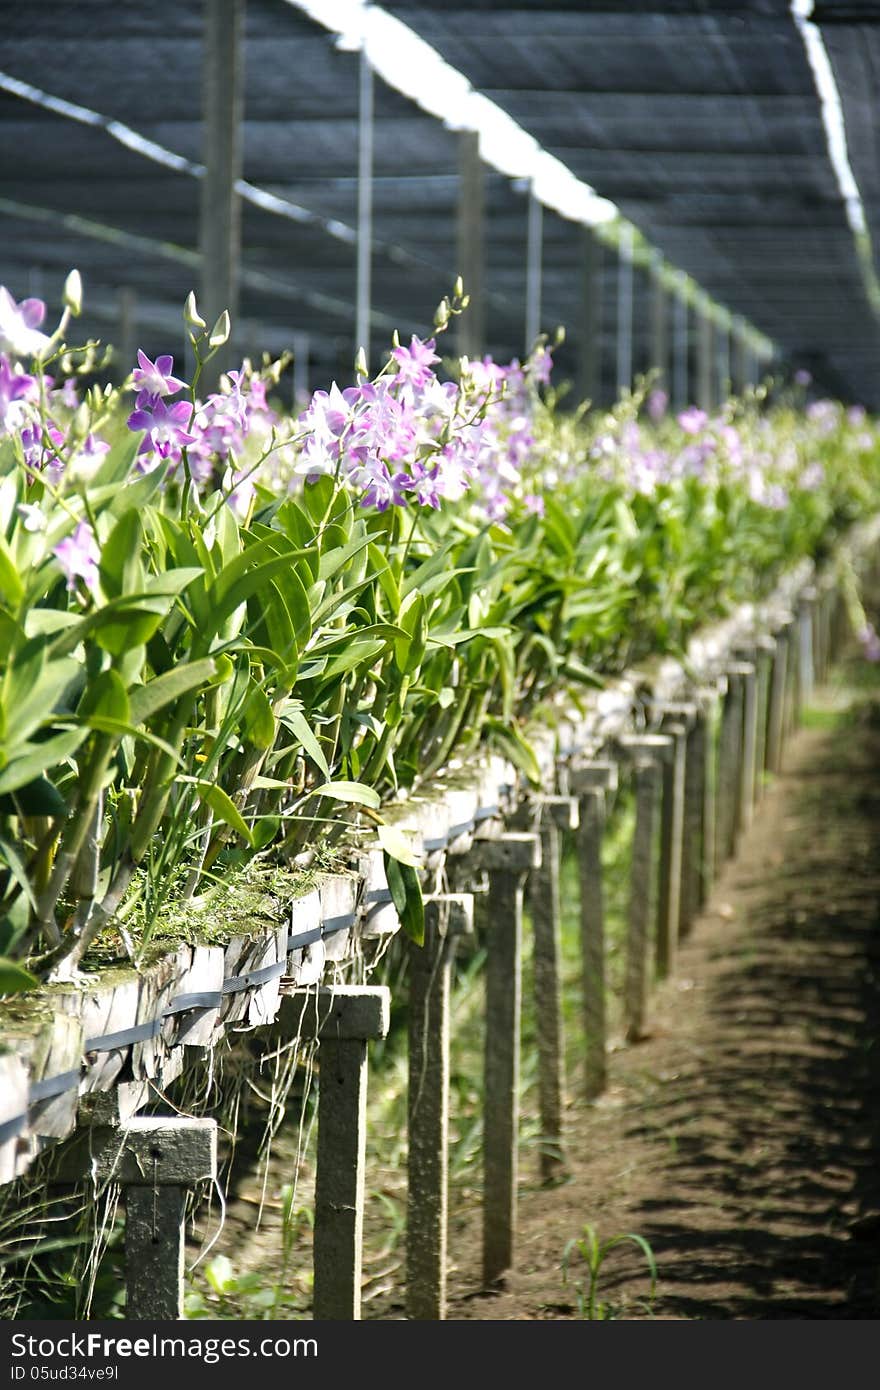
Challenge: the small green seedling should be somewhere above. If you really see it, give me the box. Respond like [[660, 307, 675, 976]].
[[561, 1221, 657, 1320]]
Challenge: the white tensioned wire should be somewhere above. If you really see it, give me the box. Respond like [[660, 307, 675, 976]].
[[287, 0, 775, 355], [791, 1, 880, 314], [0, 69, 517, 324]]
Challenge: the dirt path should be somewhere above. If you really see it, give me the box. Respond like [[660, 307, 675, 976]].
[[445, 678, 880, 1319], [205, 669, 880, 1320]]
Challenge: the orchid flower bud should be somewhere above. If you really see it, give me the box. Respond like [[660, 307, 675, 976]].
[[184, 292, 206, 329], [209, 311, 231, 348], [63, 269, 83, 317]]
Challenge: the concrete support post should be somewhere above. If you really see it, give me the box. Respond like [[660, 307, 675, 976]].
[[626, 757, 661, 1042], [472, 834, 540, 1285], [679, 702, 708, 937], [754, 636, 776, 799], [786, 609, 801, 738], [717, 665, 748, 864], [529, 797, 578, 1183], [654, 714, 691, 979], [406, 896, 473, 1320], [279, 986, 390, 1320], [766, 618, 792, 775], [699, 685, 723, 905], [736, 655, 759, 834], [571, 762, 618, 1099], [619, 736, 671, 1041], [55, 1118, 217, 1320], [798, 588, 817, 712]]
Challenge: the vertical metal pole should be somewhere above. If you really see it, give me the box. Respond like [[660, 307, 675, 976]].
[[717, 320, 730, 403], [525, 186, 543, 353], [200, 0, 244, 379], [292, 331, 310, 408], [356, 47, 374, 369], [649, 249, 668, 389], [577, 227, 602, 406], [731, 318, 746, 395], [117, 287, 137, 380], [673, 274, 688, 409], [696, 307, 713, 412], [456, 130, 486, 359], [616, 224, 634, 395]]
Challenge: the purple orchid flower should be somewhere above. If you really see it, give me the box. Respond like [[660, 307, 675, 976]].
[[53, 521, 100, 595], [127, 397, 198, 463], [391, 335, 440, 390], [132, 349, 187, 407], [68, 433, 111, 481], [0, 288, 50, 358], [20, 423, 66, 480], [858, 622, 880, 663], [677, 407, 709, 436], [395, 459, 444, 510], [0, 354, 39, 432], [527, 346, 553, 387], [347, 456, 409, 511]]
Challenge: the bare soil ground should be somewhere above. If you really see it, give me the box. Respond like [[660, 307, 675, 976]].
[[208, 669, 880, 1320], [445, 679, 880, 1320]]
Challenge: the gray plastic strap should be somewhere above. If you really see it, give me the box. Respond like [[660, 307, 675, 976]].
[[29, 1069, 81, 1104], [162, 990, 223, 1016], [322, 912, 356, 939], [288, 925, 322, 951], [365, 888, 393, 905], [0, 1113, 26, 1146], [85, 1018, 163, 1053], [221, 959, 287, 997]]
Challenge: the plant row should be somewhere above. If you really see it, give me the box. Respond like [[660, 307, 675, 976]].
[[0, 277, 877, 980]]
